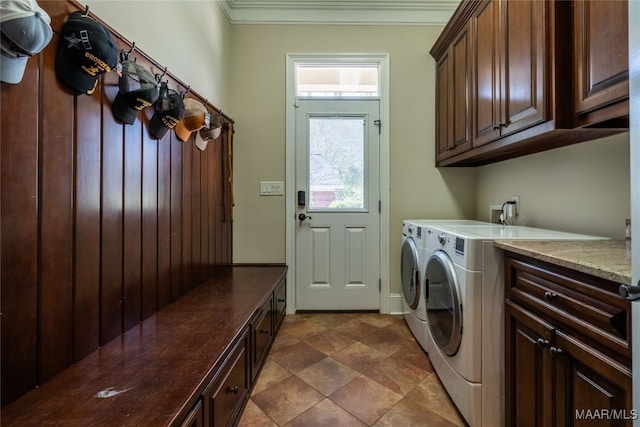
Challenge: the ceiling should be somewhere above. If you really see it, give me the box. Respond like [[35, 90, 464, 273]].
[[217, 0, 460, 25]]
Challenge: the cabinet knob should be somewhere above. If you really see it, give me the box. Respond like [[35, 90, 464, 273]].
[[544, 291, 557, 302], [227, 385, 239, 394], [278, 298, 285, 303], [549, 347, 564, 357], [536, 338, 549, 349], [260, 328, 270, 335]]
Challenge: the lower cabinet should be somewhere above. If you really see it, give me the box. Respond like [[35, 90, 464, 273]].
[[504, 254, 632, 427], [274, 278, 286, 331], [180, 400, 204, 427], [251, 295, 274, 382], [180, 276, 286, 427], [204, 330, 249, 427]]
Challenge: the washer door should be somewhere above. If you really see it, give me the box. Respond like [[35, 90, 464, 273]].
[[401, 237, 420, 310], [426, 250, 462, 356]]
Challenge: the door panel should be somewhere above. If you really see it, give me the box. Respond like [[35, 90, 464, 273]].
[[296, 100, 380, 310]]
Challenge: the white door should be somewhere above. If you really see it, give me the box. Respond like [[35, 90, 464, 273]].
[[295, 99, 380, 310]]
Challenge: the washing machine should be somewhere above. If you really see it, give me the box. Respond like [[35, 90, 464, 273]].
[[401, 220, 429, 352], [422, 223, 607, 427]]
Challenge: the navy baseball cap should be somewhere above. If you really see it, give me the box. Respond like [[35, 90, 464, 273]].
[[55, 11, 118, 95]]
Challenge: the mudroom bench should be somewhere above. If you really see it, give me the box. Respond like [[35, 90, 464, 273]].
[[1, 265, 287, 427]]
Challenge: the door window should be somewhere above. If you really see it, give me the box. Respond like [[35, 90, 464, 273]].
[[308, 116, 365, 210]]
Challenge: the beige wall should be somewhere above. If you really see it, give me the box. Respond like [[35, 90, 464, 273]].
[[82, 1, 232, 110], [73, 5, 631, 295], [227, 24, 477, 295], [475, 133, 631, 239]]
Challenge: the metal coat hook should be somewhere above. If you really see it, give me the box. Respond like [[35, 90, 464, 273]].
[[83, 5, 90, 16], [155, 66, 168, 83], [182, 85, 191, 98]]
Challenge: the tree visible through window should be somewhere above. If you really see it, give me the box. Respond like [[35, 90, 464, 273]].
[[308, 117, 365, 210]]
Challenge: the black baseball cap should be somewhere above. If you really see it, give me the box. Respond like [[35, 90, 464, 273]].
[[55, 11, 118, 95], [149, 81, 185, 139], [112, 60, 160, 125]]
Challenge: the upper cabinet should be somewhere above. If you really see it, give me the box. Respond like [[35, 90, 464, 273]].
[[431, 0, 629, 167], [435, 22, 472, 160], [573, 0, 629, 127]]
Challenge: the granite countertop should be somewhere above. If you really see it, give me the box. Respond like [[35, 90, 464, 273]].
[[494, 239, 632, 285]]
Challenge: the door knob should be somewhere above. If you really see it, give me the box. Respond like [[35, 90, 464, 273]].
[[298, 213, 312, 221], [619, 283, 640, 301]]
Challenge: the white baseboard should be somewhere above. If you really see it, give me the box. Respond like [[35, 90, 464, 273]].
[[388, 293, 405, 315]]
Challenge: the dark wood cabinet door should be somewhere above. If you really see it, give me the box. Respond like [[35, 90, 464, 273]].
[[204, 333, 249, 427], [472, 0, 501, 147], [251, 297, 273, 382], [573, 0, 628, 124], [435, 25, 472, 163], [274, 278, 286, 331], [554, 332, 633, 427], [180, 400, 204, 427], [505, 301, 554, 427], [450, 26, 472, 154], [435, 52, 452, 160], [500, 0, 546, 137]]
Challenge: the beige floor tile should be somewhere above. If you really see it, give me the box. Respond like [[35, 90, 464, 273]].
[[279, 318, 328, 341], [364, 356, 430, 396], [331, 318, 380, 340], [269, 342, 327, 373], [251, 376, 324, 425], [359, 326, 413, 355], [330, 375, 403, 425], [238, 400, 278, 427], [284, 398, 367, 427], [270, 332, 301, 353], [331, 341, 389, 374], [296, 358, 360, 396], [373, 397, 463, 427], [303, 329, 356, 355], [252, 359, 293, 394], [405, 373, 466, 425]]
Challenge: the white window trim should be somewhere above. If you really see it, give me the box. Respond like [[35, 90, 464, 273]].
[[285, 53, 391, 314]]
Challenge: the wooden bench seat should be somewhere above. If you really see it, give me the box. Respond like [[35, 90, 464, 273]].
[[1, 265, 287, 427]]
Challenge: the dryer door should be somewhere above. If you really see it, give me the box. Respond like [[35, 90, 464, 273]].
[[401, 237, 420, 310], [426, 250, 462, 356]]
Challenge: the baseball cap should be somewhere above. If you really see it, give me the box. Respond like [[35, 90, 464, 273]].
[[175, 98, 208, 142], [149, 82, 185, 139], [112, 60, 159, 125], [194, 115, 222, 151], [55, 11, 118, 95], [0, 0, 53, 84]]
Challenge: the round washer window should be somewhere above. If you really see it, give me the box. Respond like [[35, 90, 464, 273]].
[[401, 237, 420, 310], [426, 250, 462, 356]]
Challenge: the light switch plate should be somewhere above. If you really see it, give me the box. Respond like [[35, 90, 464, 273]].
[[260, 181, 284, 196]]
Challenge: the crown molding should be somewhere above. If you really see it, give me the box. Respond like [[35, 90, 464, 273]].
[[217, 0, 459, 25]]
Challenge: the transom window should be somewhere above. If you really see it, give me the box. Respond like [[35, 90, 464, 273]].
[[295, 63, 380, 97]]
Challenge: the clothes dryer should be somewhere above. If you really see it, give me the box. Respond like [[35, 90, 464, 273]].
[[421, 223, 606, 427], [401, 220, 429, 352]]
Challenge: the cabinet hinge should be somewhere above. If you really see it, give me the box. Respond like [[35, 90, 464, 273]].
[[378, 200, 381, 213], [379, 278, 382, 292], [374, 119, 381, 134]]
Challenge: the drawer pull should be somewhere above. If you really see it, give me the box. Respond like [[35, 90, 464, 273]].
[[227, 385, 239, 394], [544, 291, 557, 302], [549, 347, 564, 358], [278, 298, 285, 303], [259, 329, 270, 335], [536, 338, 549, 349], [619, 283, 640, 301]]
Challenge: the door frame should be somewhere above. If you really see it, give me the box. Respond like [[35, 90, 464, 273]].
[[285, 53, 390, 314], [628, 1, 639, 422]]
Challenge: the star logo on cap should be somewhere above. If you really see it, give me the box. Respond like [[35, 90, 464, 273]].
[[64, 34, 83, 50]]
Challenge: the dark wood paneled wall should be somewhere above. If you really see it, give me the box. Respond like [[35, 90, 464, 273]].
[[0, 0, 233, 407]]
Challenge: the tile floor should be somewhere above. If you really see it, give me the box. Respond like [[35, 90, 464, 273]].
[[238, 312, 467, 426]]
